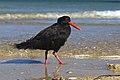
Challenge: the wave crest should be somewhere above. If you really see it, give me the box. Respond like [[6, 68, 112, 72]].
[[0, 10, 120, 19]]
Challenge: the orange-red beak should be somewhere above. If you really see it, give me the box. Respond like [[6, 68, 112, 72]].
[[69, 22, 80, 30]]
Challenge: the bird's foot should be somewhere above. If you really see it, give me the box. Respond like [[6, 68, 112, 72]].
[[44, 60, 48, 65]]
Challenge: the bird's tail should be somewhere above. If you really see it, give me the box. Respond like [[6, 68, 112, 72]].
[[15, 41, 33, 49]]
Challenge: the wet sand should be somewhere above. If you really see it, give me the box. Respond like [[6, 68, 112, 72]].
[[0, 58, 120, 80], [0, 42, 120, 60]]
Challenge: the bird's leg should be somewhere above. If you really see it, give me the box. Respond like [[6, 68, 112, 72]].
[[45, 50, 48, 64], [53, 52, 64, 64]]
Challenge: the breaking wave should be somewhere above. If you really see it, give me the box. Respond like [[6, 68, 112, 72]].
[[0, 10, 120, 20]]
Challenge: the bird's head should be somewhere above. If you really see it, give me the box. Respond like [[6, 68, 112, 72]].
[[57, 16, 80, 30]]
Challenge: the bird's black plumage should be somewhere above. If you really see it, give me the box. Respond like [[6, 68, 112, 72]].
[[16, 16, 71, 52], [15, 16, 80, 64]]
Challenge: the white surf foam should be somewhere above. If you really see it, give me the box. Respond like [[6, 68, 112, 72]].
[[0, 10, 120, 20]]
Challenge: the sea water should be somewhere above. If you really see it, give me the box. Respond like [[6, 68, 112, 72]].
[[0, 0, 120, 45]]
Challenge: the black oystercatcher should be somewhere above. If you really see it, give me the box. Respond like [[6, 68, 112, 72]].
[[15, 16, 80, 64]]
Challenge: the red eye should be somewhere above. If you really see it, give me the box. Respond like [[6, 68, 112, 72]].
[[65, 18, 69, 20]]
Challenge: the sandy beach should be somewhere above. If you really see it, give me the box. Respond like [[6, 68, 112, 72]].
[[0, 1, 120, 80], [0, 43, 120, 80]]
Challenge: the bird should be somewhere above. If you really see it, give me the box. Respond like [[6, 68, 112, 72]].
[[15, 16, 80, 64]]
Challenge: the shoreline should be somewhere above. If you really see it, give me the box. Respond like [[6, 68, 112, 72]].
[[0, 42, 120, 60], [0, 20, 119, 80]]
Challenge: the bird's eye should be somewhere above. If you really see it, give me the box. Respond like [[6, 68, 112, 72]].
[[65, 18, 69, 20]]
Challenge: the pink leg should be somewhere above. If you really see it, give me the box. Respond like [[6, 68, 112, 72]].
[[45, 50, 48, 64], [45, 59, 48, 65], [53, 52, 64, 64]]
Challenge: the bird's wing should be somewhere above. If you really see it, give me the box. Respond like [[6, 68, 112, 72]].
[[31, 23, 60, 40]]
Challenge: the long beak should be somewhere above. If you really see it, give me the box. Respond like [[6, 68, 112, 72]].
[[69, 22, 80, 30]]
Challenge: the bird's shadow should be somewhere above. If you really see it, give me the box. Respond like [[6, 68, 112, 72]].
[[0, 59, 43, 64]]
